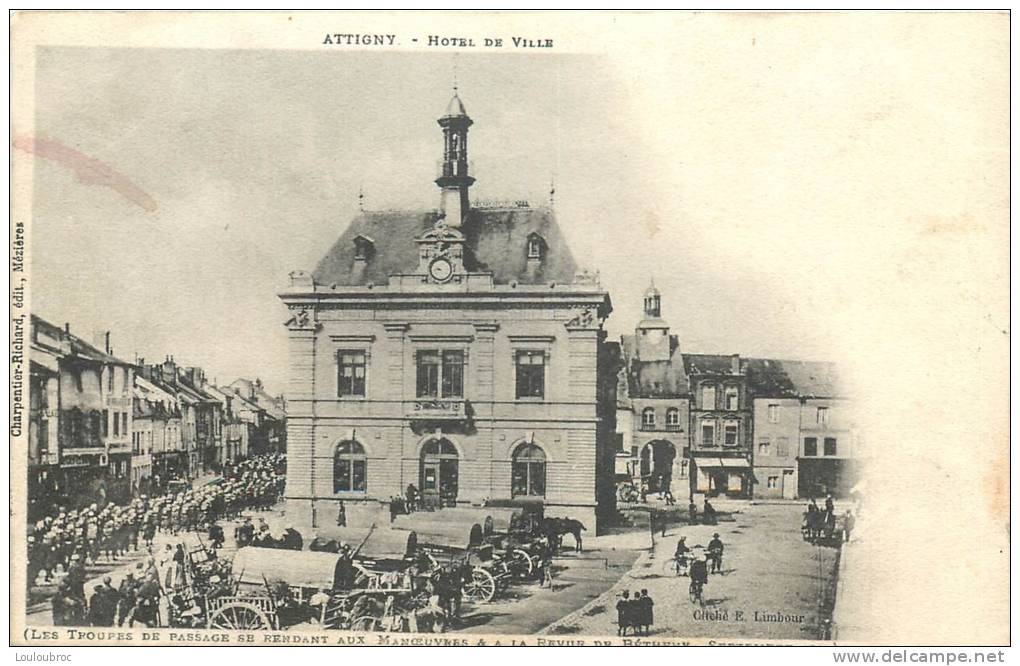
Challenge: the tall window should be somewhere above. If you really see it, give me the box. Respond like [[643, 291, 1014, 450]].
[[515, 350, 546, 399], [817, 407, 829, 425], [527, 236, 543, 259], [121, 413, 128, 436], [641, 408, 656, 429], [113, 411, 120, 437], [767, 476, 778, 489], [777, 437, 790, 457], [102, 409, 110, 438], [824, 437, 837, 456], [758, 439, 771, 456], [665, 407, 681, 431], [334, 441, 367, 493], [337, 350, 367, 397], [768, 404, 780, 423], [701, 421, 716, 447], [702, 385, 716, 410], [511, 444, 546, 497], [724, 422, 738, 446], [804, 437, 818, 457], [725, 387, 739, 411], [416, 349, 465, 398], [680, 459, 689, 478]]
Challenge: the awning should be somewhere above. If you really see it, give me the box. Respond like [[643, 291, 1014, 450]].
[[720, 458, 750, 469], [692, 457, 722, 468]]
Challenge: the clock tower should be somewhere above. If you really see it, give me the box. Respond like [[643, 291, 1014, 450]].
[[435, 89, 474, 228]]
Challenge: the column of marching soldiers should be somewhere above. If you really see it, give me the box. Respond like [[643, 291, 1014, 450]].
[[28, 453, 287, 627]]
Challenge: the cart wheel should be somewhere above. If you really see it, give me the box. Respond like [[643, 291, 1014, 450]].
[[207, 601, 272, 630], [511, 549, 535, 577], [463, 567, 497, 603], [351, 615, 381, 632]]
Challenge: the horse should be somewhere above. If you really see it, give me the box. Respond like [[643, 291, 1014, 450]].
[[542, 517, 587, 552]]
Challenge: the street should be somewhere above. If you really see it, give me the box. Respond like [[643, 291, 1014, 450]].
[[28, 501, 839, 639], [542, 503, 841, 641]]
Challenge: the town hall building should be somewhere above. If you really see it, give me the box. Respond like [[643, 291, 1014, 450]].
[[279, 91, 617, 530]]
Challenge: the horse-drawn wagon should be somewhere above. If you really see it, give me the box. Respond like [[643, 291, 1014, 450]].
[[391, 515, 514, 603], [206, 530, 436, 632]]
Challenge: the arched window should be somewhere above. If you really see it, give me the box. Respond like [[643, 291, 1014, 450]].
[[527, 233, 545, 260], [666, 407, 681, 431], [642, 407, 656, 429], [511, 444, 546, 497], [334, 440, 367, 493]]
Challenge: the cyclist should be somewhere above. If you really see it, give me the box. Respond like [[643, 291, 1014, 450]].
[[673, 536, 691, 576], [689, 554, 709, 603]]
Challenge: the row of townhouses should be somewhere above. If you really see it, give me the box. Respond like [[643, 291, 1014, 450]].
[[614, 284, 861, 503], [277, 90, 863, 534], [26, 315, 287, 519]]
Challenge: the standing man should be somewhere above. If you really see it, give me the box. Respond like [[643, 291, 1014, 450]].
[[336, 500, 346, 527], [638, 588, 654, 635], [708, 533, 724, 574], [616, 590, 631, 636], [843, 510, 856, 543], [688, 500, 698, 526]]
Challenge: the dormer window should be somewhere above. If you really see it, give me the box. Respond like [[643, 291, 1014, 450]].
[[353, 235, 375, 261], [527, 232, 545, 260]]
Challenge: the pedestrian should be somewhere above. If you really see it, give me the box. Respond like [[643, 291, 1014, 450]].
[[172, 543, 187, 589], [540, 552, 554, 589], [688, 500, 698, 526], [708, 532, 724, 574], [616, 590, 631, 636], [51, 580, 85, 627], [639, 589, 654, 635], [117, 573, 138, 627], [632, 590, 645, 635], [406, 484, 418, 513], [88, 576, 119, 627], [336, 500, 346, 527], [843, 510, 855, 543]]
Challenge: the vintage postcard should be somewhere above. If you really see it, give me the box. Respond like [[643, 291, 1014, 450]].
[[9, 10, 1009, 648]]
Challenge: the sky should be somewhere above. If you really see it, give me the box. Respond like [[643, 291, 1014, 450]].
[[24, 22, 1006, 401]]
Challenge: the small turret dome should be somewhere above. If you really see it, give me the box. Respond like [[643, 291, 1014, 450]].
[[444, 92, 468, 118]]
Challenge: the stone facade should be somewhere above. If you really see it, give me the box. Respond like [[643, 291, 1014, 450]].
[[280, 92, 615, 531], [616, 284, 692, 501]]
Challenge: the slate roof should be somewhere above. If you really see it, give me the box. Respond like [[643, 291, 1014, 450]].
[[619, 334, 691, 399], [744, 358, 843, 399], [31, 314, 133, 367], [682, 353, 742, 376], [312, 205, 579, 287]]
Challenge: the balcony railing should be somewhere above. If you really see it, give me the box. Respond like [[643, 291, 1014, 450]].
[[665, 423, 683, 432], [407, 399, 468, 420]]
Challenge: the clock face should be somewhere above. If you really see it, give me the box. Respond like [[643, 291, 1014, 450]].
[[429, 258, 454, 282]]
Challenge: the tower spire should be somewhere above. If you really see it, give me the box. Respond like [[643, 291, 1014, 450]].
[[435, 86, 474, 227]]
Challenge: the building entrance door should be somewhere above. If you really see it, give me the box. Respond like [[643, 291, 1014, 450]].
[[420, 438, 459, 508]]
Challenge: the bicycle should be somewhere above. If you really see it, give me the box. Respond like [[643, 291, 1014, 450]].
[[662, 556, 688, 577], [689, 579, 705, 605]]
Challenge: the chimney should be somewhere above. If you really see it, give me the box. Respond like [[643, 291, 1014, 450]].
[[731, 354, 741, 374]]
